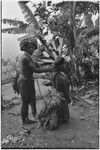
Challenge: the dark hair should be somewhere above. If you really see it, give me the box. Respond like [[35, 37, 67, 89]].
[[20, 42, 37, 51], [54, 57, 65, 67], [55, 38, 60, 47]]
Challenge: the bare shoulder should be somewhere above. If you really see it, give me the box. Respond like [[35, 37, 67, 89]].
[[20, 54, 30, 62]]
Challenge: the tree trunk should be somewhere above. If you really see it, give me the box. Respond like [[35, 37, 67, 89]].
[[70, 2, 81, 86]]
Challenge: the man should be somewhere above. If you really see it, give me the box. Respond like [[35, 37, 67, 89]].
[[17, 38, 53, 125]]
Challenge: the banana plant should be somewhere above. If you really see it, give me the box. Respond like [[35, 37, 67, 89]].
[[2, 1, 56, 61], [2, 18, 28, 34], [2, 1, 99, 85], [51, 1, 99, 85]]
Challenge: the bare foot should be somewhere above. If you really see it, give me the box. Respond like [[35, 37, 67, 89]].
[[23, 118, 35, 125], [37, 122, 41, 129]]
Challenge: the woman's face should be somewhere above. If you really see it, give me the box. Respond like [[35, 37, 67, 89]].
[[27, 44, 37, 55]]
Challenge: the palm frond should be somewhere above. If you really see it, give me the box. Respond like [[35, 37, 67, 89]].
[[2, 25, 27, 34], [18, 1, 39, 29], [2, 18, 26, 27]]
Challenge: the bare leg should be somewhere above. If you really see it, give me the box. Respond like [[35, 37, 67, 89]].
[[30, 96, 37, 118], [18, 79, 35, 124], [19, 81, 29, 123]]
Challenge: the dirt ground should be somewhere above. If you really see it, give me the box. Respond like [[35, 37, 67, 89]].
[[1, 82, 99, 149]]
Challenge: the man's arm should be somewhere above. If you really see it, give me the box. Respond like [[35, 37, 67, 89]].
[[35, 65, 54, 73], [26, 57, 54, 73]]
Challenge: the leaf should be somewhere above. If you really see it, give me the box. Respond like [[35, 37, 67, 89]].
[[85, 14, 94, 27], [75, 2, 99, 15], [47, 1, 52, 6], [90, 35, 99, 43], [58, 13, 71, 24], [82, 98, 95, 105], [25, 22, 40, 36], [18, 35, 38, 45], [78, 18, 85, 28], [56, 1, 67, 8], [18, 35, 30, 41], [85, 27, 99, 38], [39, 19, 44, 28], [2, 26, 27, 34], [18, 1, 39, 29], [43, 31, 48, 36], [79, 26, 97, 37], [20, 1, 29, 4], [42, 1, 46, 9], [95, 16, 99, 28], [2, 19, 26, 27], [76, 26, 87, 38], [38, 35, 55, 60]]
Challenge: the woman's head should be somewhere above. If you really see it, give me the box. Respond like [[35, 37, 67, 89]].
[[20, 39, 38, 55], [54, 57, 65, 72]]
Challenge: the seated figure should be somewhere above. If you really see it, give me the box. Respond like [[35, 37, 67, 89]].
[[36, 57, 71, 130]]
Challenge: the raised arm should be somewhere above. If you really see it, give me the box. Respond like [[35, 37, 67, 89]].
[[25, 56, 54, 73]]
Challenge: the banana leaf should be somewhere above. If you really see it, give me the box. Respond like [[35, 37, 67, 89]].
[[2, 18, 26, 27]]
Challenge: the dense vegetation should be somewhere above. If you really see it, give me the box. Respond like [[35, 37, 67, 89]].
[[2, 1, 99, 87]]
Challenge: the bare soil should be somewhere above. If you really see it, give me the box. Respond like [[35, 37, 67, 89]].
[[1, 82, 99, 149]]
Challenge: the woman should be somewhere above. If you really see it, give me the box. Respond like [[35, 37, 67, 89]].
[[36, 57, 71, 130], [17, 38, 53, 125]]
